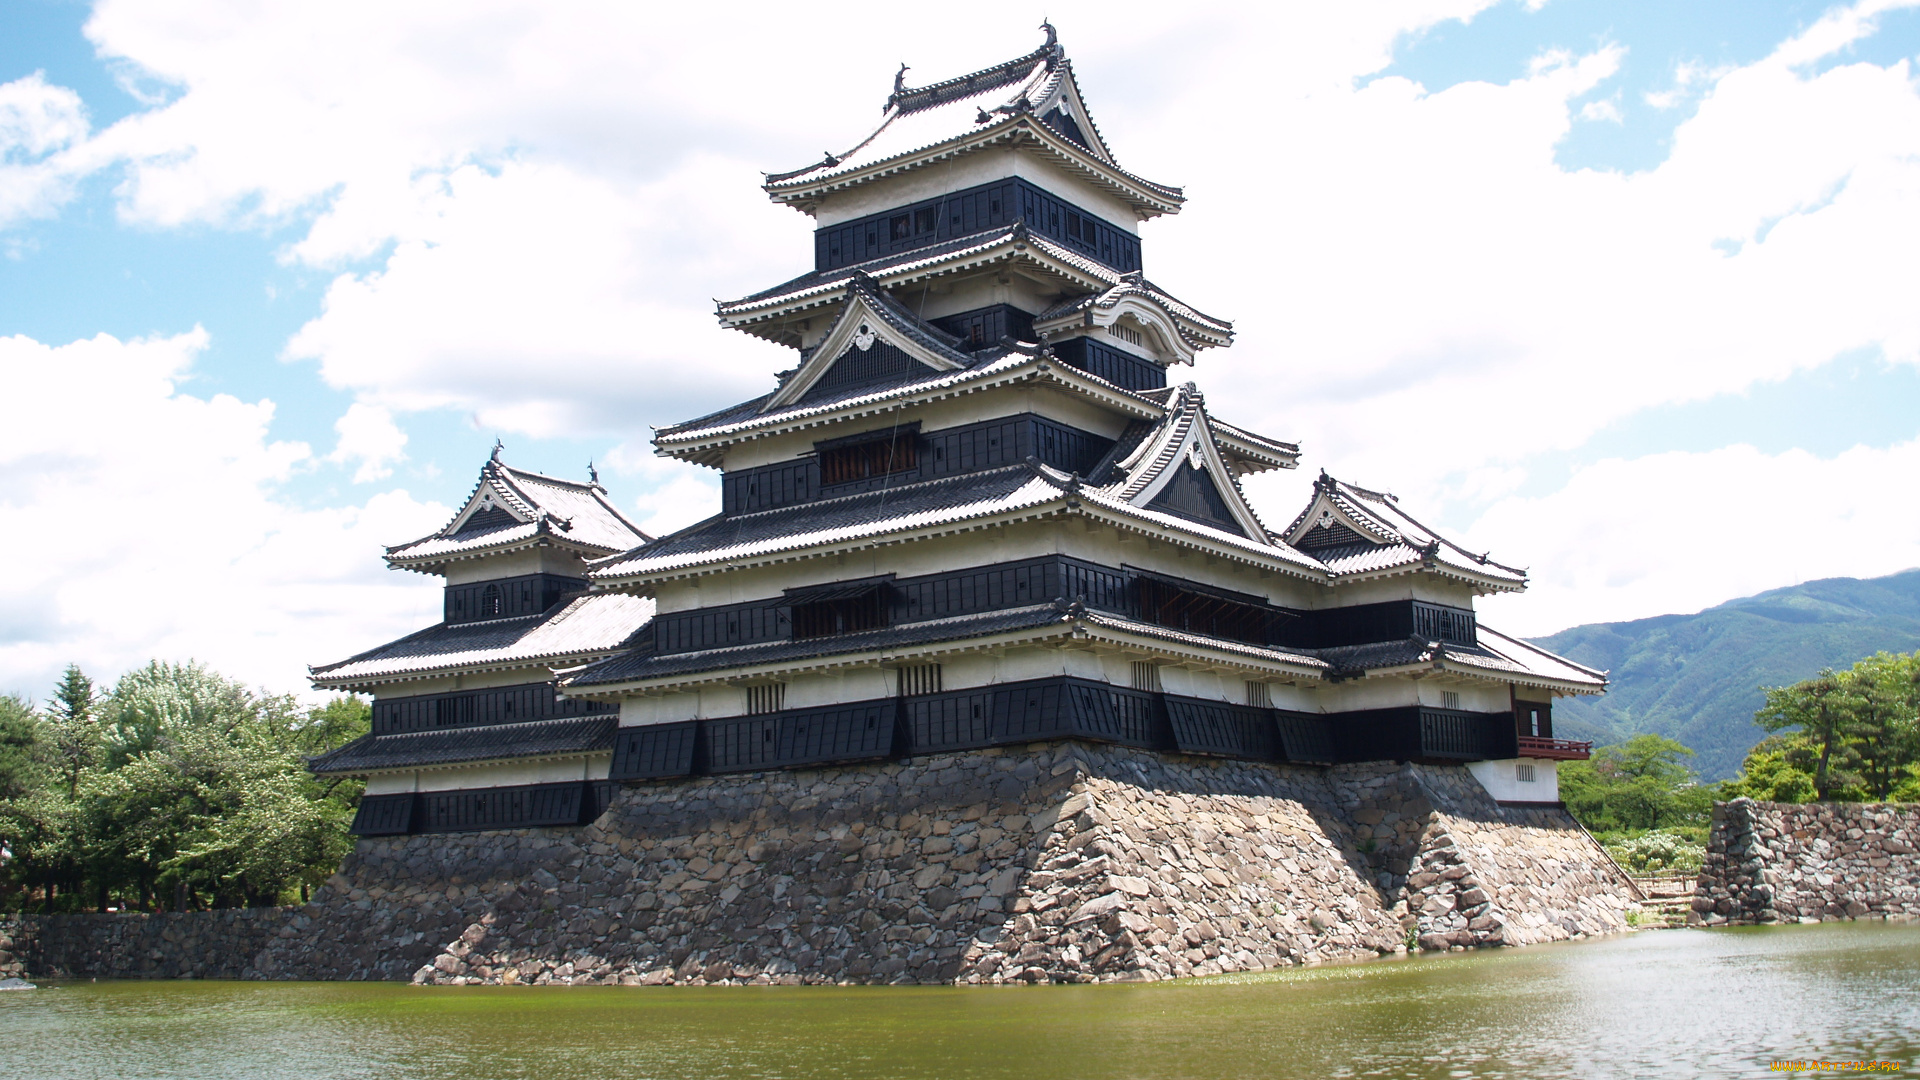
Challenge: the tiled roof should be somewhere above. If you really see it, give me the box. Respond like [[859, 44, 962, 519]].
[[1282, 472, 1528, 589], [1316, 627, 1606, 692], [387, 456, 649, 570], [308, 715, 617, 775], [1033, 281, 1232, 347], [591, 466, 1067, 581], [714, 227, 1214, 340], [563, 605, 1074, 688], [762, 36, 1179, 213], [309, 593, 655, 689]]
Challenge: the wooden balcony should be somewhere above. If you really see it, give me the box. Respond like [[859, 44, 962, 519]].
[[1517, 735, 1593, 760]]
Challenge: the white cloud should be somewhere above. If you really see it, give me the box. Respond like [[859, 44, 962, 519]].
[[0, 0, 1915, 642], [327, 402, 408, 482], [0, 331, 447, 698], [0, 72, 89, 227], [1472, 438, 1920, 636]]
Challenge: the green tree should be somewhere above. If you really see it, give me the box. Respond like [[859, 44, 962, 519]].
[[1560, 734, 1713, 837], [0, 695, 42, 801], [42, 664, 101, 799], [1718, 734, 1820, 802], [1844, 652, 1920, 800], [1754, 670, 1861, 799]]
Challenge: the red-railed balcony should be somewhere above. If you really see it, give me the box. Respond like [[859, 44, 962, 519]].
[[1517, 736, 1593, 760]]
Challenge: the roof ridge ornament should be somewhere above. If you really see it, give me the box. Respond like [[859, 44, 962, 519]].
[[490, 438, 503, 463]]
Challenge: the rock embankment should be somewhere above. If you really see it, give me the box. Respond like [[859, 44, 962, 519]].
[[1693, 799, 1920, 926], [6, 744, 1636, 984]]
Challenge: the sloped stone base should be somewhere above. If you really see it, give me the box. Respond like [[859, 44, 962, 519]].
[[5, 745, 1640, 984]]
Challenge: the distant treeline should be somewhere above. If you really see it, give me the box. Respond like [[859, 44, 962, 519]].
[[1562, 649, 1920, 875], [0, 662, 369, 913]]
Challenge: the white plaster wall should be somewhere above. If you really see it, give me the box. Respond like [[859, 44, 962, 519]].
[[412, 755, 609, 792], [369, 664, 566, 700], [810, 146, 1142, 231], [363, 772, 418, 795], [443, 547, 592, 586], [1416, 680, 1511, 713], [1466, 758, 1560, 804]]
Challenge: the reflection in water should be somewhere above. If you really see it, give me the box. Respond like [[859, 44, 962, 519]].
[[4, 923, 1916, 1080]]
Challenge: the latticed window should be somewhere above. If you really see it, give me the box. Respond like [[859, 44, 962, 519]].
[[1441, 691, 1460, 711], [481, 584, 502, 617], [1516, 764, 1537, 783], [819, 436, 918, 486], [1130, 661, 1162, 693], [1245, 681, 1272, 708], [744, 684, 785, 715], [898, 664, 942, 697]]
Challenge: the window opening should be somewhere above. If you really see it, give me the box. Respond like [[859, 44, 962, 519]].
[[898, 664, 943, 697], [745, 684, 786, 715], [1130, 661, 1162, 693], [820, 435, 918, 486], [481, 584, 502, 617], [1441, 691, 1460, 711], [1516, 763, 1537, 783], [1135, 577, 1273, 646], [790, 591, 888, 639], [1245, 681, 1272, 708]]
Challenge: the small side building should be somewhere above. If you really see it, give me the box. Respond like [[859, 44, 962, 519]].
[[308, 452, 653, 835]]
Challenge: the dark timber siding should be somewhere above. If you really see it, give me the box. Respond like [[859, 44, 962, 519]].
[[372, 682, 616, 735], [720, 413, 1114, 514], [1050, 336, 1167, 392], [444, 574, 587, 624], [813, 178, 1141, 274], [929, 305, 1035, 348], [350, 780, 611, 836], [1290, 601, 1478, 649]]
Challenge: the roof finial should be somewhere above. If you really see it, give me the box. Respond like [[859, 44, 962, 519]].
[[491, 438, 503, 462], [893, 63, 910, 96], [588, 460, 599, 486], [1040, 19, 1057, 50]]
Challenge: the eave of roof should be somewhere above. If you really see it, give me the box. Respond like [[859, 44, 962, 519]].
[[652, 354, 1167, 463], [766, 113, 1182, 219], [308, 715, 618, 776]]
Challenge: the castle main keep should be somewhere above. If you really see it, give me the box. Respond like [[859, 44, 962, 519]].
[[283, 28, 1636, 985]]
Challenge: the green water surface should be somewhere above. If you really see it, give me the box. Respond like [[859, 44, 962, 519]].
[[3, 923, 1916, 1080]]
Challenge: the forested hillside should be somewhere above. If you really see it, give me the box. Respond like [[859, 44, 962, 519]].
[[1535, 570, 1920, 780]]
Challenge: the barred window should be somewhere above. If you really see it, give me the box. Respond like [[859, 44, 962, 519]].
[[1516, 763, 1537, 783], [1130, 661, 1162, 693], [744, 684, 786, 715], [481, 584, 502, 617], [898, 664, 943, 697], [1245, 681, 1272, 708], [1441, 691, 1460, 711], [820, 436, 918, 486]]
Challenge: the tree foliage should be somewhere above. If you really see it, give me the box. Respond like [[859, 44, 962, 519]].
[[1729, 650, 1920, 802], [0, 660, 368, 912], [1560, 734, 1714, 839]]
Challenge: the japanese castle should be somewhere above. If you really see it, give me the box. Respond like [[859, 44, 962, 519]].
[[310, 27, 1605, 837]]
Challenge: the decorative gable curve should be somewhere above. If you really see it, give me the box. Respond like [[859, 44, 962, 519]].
[[762, 276, 973, 412], [1110, 386, 1269, 541], [1033, 285, 1208, 366]]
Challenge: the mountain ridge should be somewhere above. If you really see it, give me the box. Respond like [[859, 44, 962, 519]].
[[1532, 569, 1920, 780]]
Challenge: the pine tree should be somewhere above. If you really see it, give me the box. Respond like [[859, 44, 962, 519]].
[[43, 663, 101, 798]]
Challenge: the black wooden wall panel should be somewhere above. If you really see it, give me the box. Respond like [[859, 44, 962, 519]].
[[444, 573, 587, 624], [1051, 337, 1167, 392], [1165, 697, 1280, 760], [372, 682, 616, 735], [705, 704, 896, 773], [928, 305, 1036, 348], [720, 413, 1114, 515], [1274, 711, 1337, 764], [800, 340, 925, 404], [609, 721, 702, 780], [812, 178, 1140, 274], [1146, 463, 1247, 537], [413, 781, 588, 833], [349, 793, 416, 836]]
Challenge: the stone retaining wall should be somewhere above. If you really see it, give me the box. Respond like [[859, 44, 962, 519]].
[[1692, 798, 1920, 926], [6, 744, 1637, 984]]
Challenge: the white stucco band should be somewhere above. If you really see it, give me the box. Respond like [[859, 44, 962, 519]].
[[1467, 758, 1560, 804]]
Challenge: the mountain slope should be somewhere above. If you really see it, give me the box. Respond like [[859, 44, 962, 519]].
[[1534, 569, 1920, 780]]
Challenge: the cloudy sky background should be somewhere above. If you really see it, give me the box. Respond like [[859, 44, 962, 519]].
[[2, 0, 1917, 699]]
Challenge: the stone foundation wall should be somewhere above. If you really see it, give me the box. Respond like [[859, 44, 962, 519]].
[[1692, 798, 1920, 926], [8, 744, 1638, 984]]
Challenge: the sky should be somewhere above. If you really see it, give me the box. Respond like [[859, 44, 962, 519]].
[[2, 0, 1917, 700]]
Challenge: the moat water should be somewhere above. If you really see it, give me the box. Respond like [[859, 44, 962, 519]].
[[4, 923, 1916, 1080]]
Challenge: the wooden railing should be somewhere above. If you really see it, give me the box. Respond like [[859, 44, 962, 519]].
[[1517, 735, 1593, 760]]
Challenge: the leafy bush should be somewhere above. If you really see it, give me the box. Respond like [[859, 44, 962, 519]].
[[1604, 828, 1705, 875]]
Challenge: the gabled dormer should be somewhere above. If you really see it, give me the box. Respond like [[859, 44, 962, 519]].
[[1282, 472, 1528, 593], [761, 274, 977, 412], [385, 450, 652, 623], [1092, 385, 1271, 540]]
